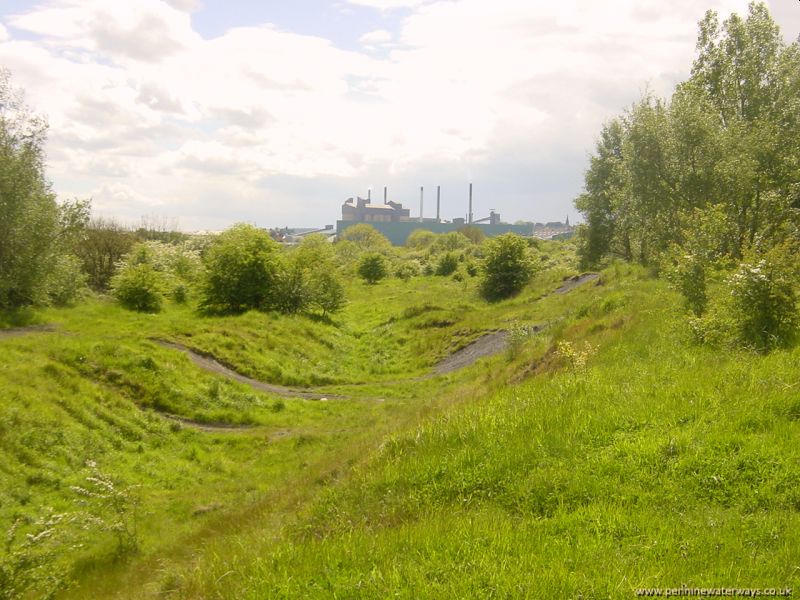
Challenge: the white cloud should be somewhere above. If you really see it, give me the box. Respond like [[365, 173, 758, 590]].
[[347, 0, 427, 10], [0, 23, 8, 41], [359, 29, 393, 47], [0, 0, 757, 227]]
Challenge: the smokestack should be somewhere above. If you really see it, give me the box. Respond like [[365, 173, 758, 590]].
[[468, 183, 473, 224], [383, 186, 387, 204], [419, 186, 424, 222], [436, 186, 441, 222], [368, 188, 371, 202]]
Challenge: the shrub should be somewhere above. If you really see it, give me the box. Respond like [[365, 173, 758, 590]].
[[435, 252, 459, 276], [358, 253, 388, 284], [667, 250, 708, 316], [110, 263, 165, 313], [201, 224, 282, 313], [395, 261, 421, 281], [339, 224, 391, 251], [480, 233, 536, 301], [457, 226, 486, 244], [726, 253, 798, 352], [46, 254, 87, 306], [309, 270, 346, 315], [405, 229, 438, 250], [430, 231, 470, 254]]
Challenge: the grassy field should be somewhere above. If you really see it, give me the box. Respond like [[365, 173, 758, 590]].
[[1, 243, 798, 599]]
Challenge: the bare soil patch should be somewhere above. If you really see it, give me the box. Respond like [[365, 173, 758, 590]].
[[434, 331, 509, 375], [553, 272, 600, 295], [0, 324, 56, 339]]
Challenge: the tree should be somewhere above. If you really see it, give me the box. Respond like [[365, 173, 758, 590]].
[[339, 223, 391, 251], [405, 229, 437, 250], [0, 70, 61, 309], [201, 224, 283, 313], [75, 218, 136, 291], [480, 233, 536, 301], [357, 253, 388, 284]]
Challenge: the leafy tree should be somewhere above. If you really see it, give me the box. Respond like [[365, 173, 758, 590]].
[[480, 233, 536, 301], [405, 229, 438, 250], [457, 226, 486, 245], [339, 223, 391, 251], [357, 253, 388, 284], [430, 231, 470, 254], [201, 224, 283, 313], [309, 270, 346, 316], [0, 70, 61, 309], [75, 218, 136, 291]]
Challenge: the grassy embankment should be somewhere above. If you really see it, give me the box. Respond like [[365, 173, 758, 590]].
[[1, 241, 575, 597], [152, 264, 799, 599], [2, 245, 798, 598]]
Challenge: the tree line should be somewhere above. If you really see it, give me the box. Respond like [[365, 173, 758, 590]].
[[575, 2, 799, 351]]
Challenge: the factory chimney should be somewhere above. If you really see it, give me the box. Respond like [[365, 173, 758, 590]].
[[383, 186, 387, 204], [468, 183, 473, 224], [367, 188, 371, 202], [419, 186, 424, 222], [436, 186, 441, 222]]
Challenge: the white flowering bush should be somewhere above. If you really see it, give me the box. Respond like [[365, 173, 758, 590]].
[[726, 256, 798, 351], [688, 244, 798, 352]]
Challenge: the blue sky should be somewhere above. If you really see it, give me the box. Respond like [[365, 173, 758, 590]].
[[0, 0, 797, 231]]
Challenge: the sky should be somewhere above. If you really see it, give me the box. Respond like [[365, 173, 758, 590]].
[[0, 0, 798, 231]]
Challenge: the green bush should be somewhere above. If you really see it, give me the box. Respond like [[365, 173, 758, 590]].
[[110, 263, 165, 313], [726, 253, 798, 352], [480, 233, 536, 301], [395, 261, 421, 281], [201, 224, 282, 313], [358, 253, 388, 284], [46, 254, 87, 306], [667, 250, 708, 316], [339, 224, 391, 251], [435, 252, 459, 276], [309, 270, 346, 315], [405, 229, 437, 250]]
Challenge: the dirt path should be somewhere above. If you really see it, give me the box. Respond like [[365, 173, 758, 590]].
[[553, 272, 600, 295], [0, 324, 56, 339], [155, 340, 342, 400], [434, 331, 510, 375]]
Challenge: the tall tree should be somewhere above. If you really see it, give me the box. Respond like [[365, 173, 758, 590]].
[[0, 70, 61, 308]]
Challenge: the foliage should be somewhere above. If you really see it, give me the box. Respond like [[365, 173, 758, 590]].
[[74, 218, 136, 291], [0, 509, 70, 600], [430, 231, 470, 254], [457, 226, 486, 245], [480, 233, 536, 301], [201, 224, 283, 314], [308, 270, 346, 316], [666, 249, 708, 316], [46, 254, 88, 307], [339, 224, 391, 251], [575, 2, 800, 268], [395, 261, 421, 281], [71, 462, 140, 556], [434, 252, 459, 276], [0, 70, 61, 309], [405, 229, 438, 250], [110, 262, 165, 313], [725, 249, 798, 351], [357, 253, 388, 284]]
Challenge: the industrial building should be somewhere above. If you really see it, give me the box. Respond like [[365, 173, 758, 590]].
[[336, 184, 535, 246]]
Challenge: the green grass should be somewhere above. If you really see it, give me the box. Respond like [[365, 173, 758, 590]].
[[145, 265, 800, 599], [2, 242, 797, 599]]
